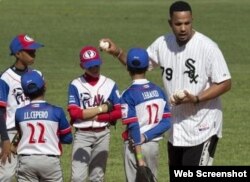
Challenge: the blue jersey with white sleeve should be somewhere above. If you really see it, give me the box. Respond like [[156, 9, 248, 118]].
[[15, 100, 72, 155], [121, 79, 171, 145]]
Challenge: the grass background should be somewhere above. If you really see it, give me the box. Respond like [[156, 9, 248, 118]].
[[0, 0, 249, 181]]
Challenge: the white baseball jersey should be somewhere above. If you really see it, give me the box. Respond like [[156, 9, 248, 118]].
[[147, 31, 231, 146], [68, 75, 120, 128], [0, 68, 32, 129]]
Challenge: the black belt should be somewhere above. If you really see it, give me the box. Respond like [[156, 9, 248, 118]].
[[7, 127, 16, 131], [20, 154, 58, 158], [77, 127, 107, 132]]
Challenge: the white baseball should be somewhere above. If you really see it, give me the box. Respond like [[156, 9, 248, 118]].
[[175, 90, 186, 100], [99, 40, 110, 50]]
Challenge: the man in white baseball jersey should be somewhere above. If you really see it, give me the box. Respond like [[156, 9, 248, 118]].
[[100, 1, 231, 166], [15, 70, 73, 182], [0, 34, 44, 181], [67, 46, 122, 182], [121, 48, 171, 181]]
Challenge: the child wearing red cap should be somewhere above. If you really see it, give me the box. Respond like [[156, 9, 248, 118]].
[[67, 46, 122, 182], [0, 34, 44, 182]]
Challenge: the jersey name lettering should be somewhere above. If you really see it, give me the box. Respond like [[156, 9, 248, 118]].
[[142, 90, 159, 100], [24, 111, 48, 120], [82, 93, 104, 108]]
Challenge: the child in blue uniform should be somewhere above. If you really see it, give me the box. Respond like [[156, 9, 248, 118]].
[[121, 48, 171, 182]]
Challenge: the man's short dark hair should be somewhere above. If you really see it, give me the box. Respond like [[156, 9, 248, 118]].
[[24, 84, 45, 100], [169, 1, 192, 17], [127, 65, 148, 75]]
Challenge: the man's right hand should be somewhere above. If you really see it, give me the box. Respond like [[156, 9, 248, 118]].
[[99, 38, 119, 56], [99, 38, 126, 65]]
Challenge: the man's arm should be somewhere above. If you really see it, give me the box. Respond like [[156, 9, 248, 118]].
[[173, 79, 232, 105], [0, 107, 11, 165], [194, 79, 232, 103]]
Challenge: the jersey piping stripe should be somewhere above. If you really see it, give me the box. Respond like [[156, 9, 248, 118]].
[[0, 101, 7, 107], [163, 112, 171, 118], [122, 117, 137, 125], [97, 77, 108, 95], [6, 71, 20, 83], [58, 127, 72, 135]]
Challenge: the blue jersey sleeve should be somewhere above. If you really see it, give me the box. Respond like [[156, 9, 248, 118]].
[[121, 91, 138, 124], [57, 107, 73, 144], [59, 133, 73, 144], [0, 80, 9, 140], [15, 108, 21, 128], [107, 83, 120, 105], [143, 117, 171, 142], [67, 83, 81, 107], [0, 79, 9, 106], [128, 122, 141, 145]]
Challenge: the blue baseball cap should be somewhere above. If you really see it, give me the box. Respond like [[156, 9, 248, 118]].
[[127, 48, 149, 69], [80, 46, 102, 69], [9, 34, 44, 55], [21, 70, 45, 94]]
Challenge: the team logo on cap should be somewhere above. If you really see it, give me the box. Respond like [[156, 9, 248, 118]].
[[24, 35, 34, 42], [26, 79, 33, 84], [82, 50, 96, 60]]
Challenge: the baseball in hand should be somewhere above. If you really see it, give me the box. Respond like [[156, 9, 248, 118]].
[[99, 40, 110, 50], [175, 90, 187, 100], [170, 95, 176, 103]]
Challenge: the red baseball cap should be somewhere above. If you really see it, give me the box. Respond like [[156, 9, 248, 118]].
[[80, 46, 102, 69], [9, 34, 44, 55]]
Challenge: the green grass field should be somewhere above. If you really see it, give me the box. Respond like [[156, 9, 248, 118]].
[[0, 0, 250, 181]]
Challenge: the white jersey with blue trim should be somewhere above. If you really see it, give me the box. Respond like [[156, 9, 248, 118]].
[[147, 31, 231, 146], [121, 79, 170, 141], [0, 68, 30, 129], [15, 100, 71, 155], [68, 75, 120, 128]]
